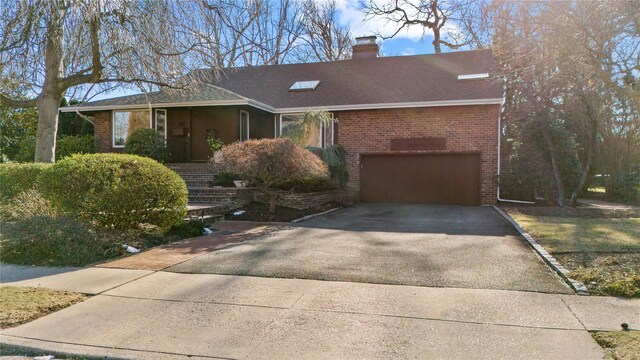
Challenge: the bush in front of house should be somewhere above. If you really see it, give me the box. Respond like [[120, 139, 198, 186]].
[[211, 171, 241, 187], [220, 138, 330, 212], [124, 128, 167, 162], [56, 134, 95, 160], [39, 153, 187, 231], [0, 216, 126, 267], [0, 189, 55, 220], [307, 145, 348, 188], [0, 163, 51, 200]]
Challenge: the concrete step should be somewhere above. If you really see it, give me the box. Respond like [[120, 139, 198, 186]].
[[185, 180, 212, 188]]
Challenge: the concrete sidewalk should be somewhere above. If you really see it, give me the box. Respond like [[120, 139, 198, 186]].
[[3, 271, 639, 359]]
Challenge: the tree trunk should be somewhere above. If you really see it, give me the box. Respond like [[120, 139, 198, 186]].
[[542, 127, 565, 207], [34, 93, 62, 163]]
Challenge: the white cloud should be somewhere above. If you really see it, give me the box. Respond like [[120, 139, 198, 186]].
[[400, 47, 415, 56], [331, 0, 431, 41]]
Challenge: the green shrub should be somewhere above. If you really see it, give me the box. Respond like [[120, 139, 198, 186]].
[[211, 171, 240, 187], [39, 153, 187, 231], [0, 189, 55, 220], [607, 168, 640, 205], [168, 220, 207, 238], [56, 135, 95, 161], [13, 137, 36, 163], [124, 128, 167, 162], [307, 145, 348, 188], [0, 163, 50, 200], [206, 136, 224, 152], [0, 216, 127, 267]]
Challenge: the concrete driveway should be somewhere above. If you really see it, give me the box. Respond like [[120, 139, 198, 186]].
[[168, 204, 571, 294]]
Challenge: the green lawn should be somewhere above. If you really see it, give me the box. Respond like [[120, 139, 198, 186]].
[[510, 214, 640, 253], [592, 331, 640, 360], [0, 286, 86, 328]]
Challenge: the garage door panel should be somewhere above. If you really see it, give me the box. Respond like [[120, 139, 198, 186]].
[[360, 153, 481, 205]]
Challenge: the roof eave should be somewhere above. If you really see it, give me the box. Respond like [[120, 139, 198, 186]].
[[274, 98, 503, 113], [60, 97, 502, 114], [60, 99, 276, 113]]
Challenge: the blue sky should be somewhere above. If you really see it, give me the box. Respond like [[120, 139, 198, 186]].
[[91, 0, 439, 101]]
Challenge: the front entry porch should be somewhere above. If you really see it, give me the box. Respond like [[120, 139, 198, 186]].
[[165, 105, 275, 163]]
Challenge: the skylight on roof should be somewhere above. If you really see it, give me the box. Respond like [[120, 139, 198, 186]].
[[457, 73, 490, 80], [289, 80, 320, 91]]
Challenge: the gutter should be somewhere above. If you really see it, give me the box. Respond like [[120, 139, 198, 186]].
[[496, 86, 535, 205], [59, 98, 503, 114]]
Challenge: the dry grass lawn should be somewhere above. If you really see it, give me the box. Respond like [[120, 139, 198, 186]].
[[508, 212, 640, 297], [592, 331, 640, 360], [0, 286, 86, 328], [510, 214, 640, 253]]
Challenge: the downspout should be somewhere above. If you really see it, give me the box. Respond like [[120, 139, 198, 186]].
[[496, 83, 535, 205]]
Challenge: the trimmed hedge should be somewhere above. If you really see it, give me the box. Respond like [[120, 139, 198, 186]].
[[1, 216, 126, 267], [56, 134, 95, 160], [221, 138, 330, 188], [124, 128, 167, 162], [0, 163, 51, 200], [39, 153, 187, 231]]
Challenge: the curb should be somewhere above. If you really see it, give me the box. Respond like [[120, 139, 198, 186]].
[[291, 207, 342, 223], [491, 205, 590, 296]]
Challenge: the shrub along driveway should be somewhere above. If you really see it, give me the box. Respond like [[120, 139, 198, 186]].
[[168, 204, 572, 294]]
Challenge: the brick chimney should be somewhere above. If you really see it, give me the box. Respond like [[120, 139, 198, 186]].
[[352, 36, 379, 59]]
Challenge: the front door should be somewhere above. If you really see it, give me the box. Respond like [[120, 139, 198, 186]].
[[190, 108, 239, 161]]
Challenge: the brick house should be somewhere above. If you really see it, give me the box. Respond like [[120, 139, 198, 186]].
[[62, 37, 503, 206]]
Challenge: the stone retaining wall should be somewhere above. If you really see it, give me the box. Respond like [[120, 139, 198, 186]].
[[203, 187, 350, 210]]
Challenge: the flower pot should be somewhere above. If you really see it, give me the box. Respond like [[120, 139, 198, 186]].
[[233, 180, 249, 188]]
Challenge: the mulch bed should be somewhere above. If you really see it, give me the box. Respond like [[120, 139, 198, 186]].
[[224, 202, 340, 222], [501, 204, 640, 219]]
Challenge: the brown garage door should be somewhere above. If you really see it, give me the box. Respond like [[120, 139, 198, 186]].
[[360, 153, 481, 205]]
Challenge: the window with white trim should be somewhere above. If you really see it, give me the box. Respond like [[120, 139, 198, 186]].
[[112, 110, 151, 147], [155, 109, 167, 140], [240, 110, 250, 141], [278, 113, 333, 148]]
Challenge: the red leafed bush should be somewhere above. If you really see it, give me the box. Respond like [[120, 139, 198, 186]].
[[220, 138, 330, 212]]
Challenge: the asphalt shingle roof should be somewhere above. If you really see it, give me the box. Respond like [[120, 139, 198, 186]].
[[71, 49, 502, 111]]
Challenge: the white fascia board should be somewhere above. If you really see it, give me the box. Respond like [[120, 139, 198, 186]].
[[59, 99, 266, 113], [273, 98, 503, 113], [61, 98, 501, 114]]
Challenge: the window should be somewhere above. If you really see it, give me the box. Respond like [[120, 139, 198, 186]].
[[240, 110, 249, 141], [278, 113, 333, 148], [289, 80, 320, 91], [112, 110, 151, 147], [155, 109, 167, 140]]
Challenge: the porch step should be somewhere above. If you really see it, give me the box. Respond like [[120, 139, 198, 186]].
[[187, 203, 231, 217], [185, 180, 212, 188]]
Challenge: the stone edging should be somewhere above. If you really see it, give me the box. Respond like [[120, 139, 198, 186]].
[[491, 205, 590, 296], [291, 207, 342, 223]]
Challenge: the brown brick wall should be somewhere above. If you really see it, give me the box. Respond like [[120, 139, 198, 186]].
[[93, 111, 112, 153], [335, 105, 500, 205]]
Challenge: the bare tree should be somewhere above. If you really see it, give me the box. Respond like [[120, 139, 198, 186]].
[[198, 0, 304, 67], [493, 1, 639, 206], [0, 0, 201, 162], [299, 0, 353, 62], [360, 0, 487, 53]]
